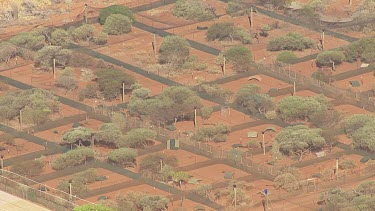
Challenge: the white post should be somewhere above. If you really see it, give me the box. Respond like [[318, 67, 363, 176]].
[[153, 33, 156, 56], [53, 58, 56, 79], [69, 180, 72, 201], [19, 109, 22, 130], [84, 4, 88, 23], [349, 0, 352, 6], [250, 6, 254, 32], [122, 82, 125, 102], [223, 56, 226, 75], [321, 30, 325, 50], [160, 159, 163, 171], [262, 132, 266, 155], [233, 184, 237, 208], [0, 156, 3, 174], [194, 107, 197, 129], [293, 80, 296, 96], [336, 158, 339, 179]]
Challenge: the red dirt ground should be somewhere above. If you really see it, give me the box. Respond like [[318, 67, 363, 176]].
[[221, 74, 292, 94], [0, 138, 45, 159], [187, 164, 249, 185], [274, 90, 334, 103], [332, 72, 375, 92], [334, 104, 372, 115], [33, 118, 104, 143]]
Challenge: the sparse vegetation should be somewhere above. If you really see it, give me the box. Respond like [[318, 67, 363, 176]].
[[207, 22, 252, 44], [173, 0, 216, 21], [99, 5, 135, 25]]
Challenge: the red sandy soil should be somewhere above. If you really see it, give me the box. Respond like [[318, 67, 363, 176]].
[[174, 109, 256, 134], [84, 183, 171, 203], [33, 118, 104, 143], [187, 164, 249, 185], [221, 74, 292, 94], [209, 124, 282, 151], [324, 0, 363, 19], [169, 199, 212, 211], [40, 168, 131, 191], [334, 104, 372, 115], [0, 84, 19, 96], [274, 90, 334, 103], [133, 149, 209, 173], [298, 154, 366, 179], [250, 146, 344, 167], [332, 72, 375, 92], [290, 60, 361, 78], [0, 138, 45, 159], [336, 134, 352, 145]]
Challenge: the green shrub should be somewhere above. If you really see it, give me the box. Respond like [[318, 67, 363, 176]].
[[94, 33, 108, 45], [96, 68, 136, 100], [339, 158, 356, 170], [159, 36, 190, 65], [200, 84, 232, 100], [193, 124, 230, 142], [276, 51, 297, 63], [51, 148, 95, 170], [79, 83, 98, 101], [11, 159, 44, 177], [267, 32, 314, 51], [265, 110, 277, 120], [247, 140, 259, 148], [226, 0, 249, 16], [103, 14, 132, 35], [360, 157, 370, 163], [181, 55, 207, 71], [316, 51, 345, 67], [71, 24, 95, 42], [35, 46, 71, 71], [207, 22, 251, 44], [9, 31, 45, 51], [223, 45, 253, 72], [108, 148, 138, 166], [50, 29, 71, 47], [99, 5, 135, 25], [260, 25, 271, 37], [173, 0, 215, 21], [344, 37, 375, 63]]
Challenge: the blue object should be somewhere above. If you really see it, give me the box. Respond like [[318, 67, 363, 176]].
[[264, 189, 268, 195]]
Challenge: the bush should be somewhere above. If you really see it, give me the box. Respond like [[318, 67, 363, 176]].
[[276, 51, 297, 63], [99, 5, 135, 25], [35, 46, 71, 71], [274, 173, 300, 191], [173, 0, 215, 21], [56, 68, 78, 91], [344, 37, 375, 63], [9, 31, 45, 51], [200, 84, 232, 100], [11, 159, 44, 177], [103, 14, 132, 35], [226, 0, 249, 16], [94, 33, 108, 45], [50, 29, 71, 47], [267, 32, 314, 51], [71, 24, 95, 42], [247, 140, 259, 148], [140, 153, 178, 179], [222, 45, 253, 72], [193, 124, 230, 142], [79, 83, 98, 101], [207, 22, 251, 44], [121, 128, 157, 148], [159, 36, 190, 65], [312, 71, 329, 83], [108, 148, 137, 166], [181, 55, 207, 71], [96, 68, 136, 100], [339, 158, 356, 170], [360, 157, 370, 163], [316, 51, 345, 67], [51, 148, 95, 170], [265, 110, 277, 120]]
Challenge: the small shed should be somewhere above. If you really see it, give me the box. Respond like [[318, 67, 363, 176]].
[[248, 75, 262, 81], [247, 131, 258, 138], [349, 81, 360, 87], [224, 171, 234, 179], [167, 139, 179, 150], [315, 151, 326, 158]]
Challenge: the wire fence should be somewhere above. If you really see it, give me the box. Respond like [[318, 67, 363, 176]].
[[0, 170, 94, 211], [257, 63, 375, 112]]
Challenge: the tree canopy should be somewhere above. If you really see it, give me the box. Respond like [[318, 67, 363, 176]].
[[61, 126, 93, 149], [99, 5, 135, 25], [273, 125, 326, 161], [277, 95, 330, 122], [207, 22, 252, 44], [95, 68, 136, 100], [173, 0, 216, 21], [159, 36, 190, 66], [0, 88, 59, 125], [35, 46, 71, 71], [103, 14, 132, 35], [235, 84, 274, 115], [343, 114, 375, 152], [222, 45, 253, 72], [108, 148, 138, 166], [267, 32, 314, 51]]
